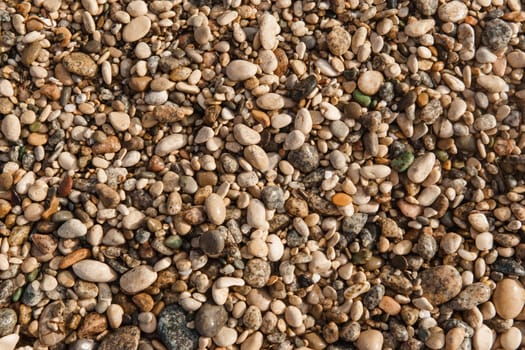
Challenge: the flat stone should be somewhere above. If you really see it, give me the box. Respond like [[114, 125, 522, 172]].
[[122, 16, 151, 42], [120, 265, 158, 294], [226, 60, 257, 81], [57, 219, 87, 238], [420, 265, 462, 305], [62, 52, 97, 77], [155, 134, 187, 156], [72, 260, 118, 282]]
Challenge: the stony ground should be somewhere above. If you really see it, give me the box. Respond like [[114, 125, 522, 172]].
[[1, 0, 525, 349]]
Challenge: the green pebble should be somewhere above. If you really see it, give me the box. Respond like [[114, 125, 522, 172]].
[[27, 268, 39, 282], [352, 89, 371, 107], [435, 150, 449, 162], [12, 287, 23, 302], [164, 235, 182, 249], [391, 151, 415, 172], [29, 122, 41, 132]]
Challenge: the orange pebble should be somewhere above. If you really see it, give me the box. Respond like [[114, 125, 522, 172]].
[[332, 193, 352, 207]]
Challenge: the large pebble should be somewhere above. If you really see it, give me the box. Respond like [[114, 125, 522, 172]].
[[108, 112, 131, 132], [244, 145, 269, 172], [122, 16, 151, 42], [120, 265, 158, 294], [476, 75, 507, 93], [247, 199, 269, 230], [205, 194, 226, 225], [327, 26, 351, 56], [420, 265, 462, 305], [233, 124, 261, 145], [407, 153, 435, 183], [157, 306, 199, 350], [1, 115, 21, 142], [0, 334, 19, 350], [356, 329, 383, 350], [256, 93, 284, 110], [450, 283, 491, 310], [493, 279, 525, 320], [405, 19, 435, 37], [438, 1, 468, 22], [0, 80, 13, 97], [57, 219, 87, 238], [194, 304, 228, 337], [155, 134, 187, 156], [226, 60, 258, 81], [357, 71, 384, 95], [468, 213, 489, 232], [288, 144, 320, 173], [62, 52, 97, 77], [72, 260, 117, 282], [259, 13, 280, 50], [98, 326, 140, 350]]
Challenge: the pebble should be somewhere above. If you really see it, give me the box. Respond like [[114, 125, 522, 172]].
[[123, 16, 151, 42], [0, 309, 17, 337], [416, 0, 438, 15], [157, 306, 199, 350], [482, 19, 512, 51], [405, 19, 435, 37], [72, 260, 118, 282], [205, 194, 226, 225], [155, 134, 187, 156], [450, 283, 492, 311], [226, 60, 258, 81], [356, 329, 383, 350], [195, 303, 228, 337], [357, 71, 384, 95], [1, 115, 21, 142], [62, 52, 97, 77], [327, 27, 351, 56], [256, 93, 284, 110], [285, 306, 303, 328], [468, 213, 489, 232], [261, 186, 285, 210], [98, 326, 140, 350], [288, 144, 320, 173], [0, 334, 19, 350], [438, 1, 468, 22], [0, 80, 13, 97], [108, 112, 131, 132], [420, 265, 463, 305], [199, 229, 225, 256], [493, 279, 525, 320], [233, 124, 261, 145], [120, 265, 158, 294], [259, 13, 280, 50], [57, 219, 87, 238], [500, 327, 521, 350], [407, 153, 435, 183]]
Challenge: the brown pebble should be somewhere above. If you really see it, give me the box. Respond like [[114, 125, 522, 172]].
[[132, 293, 155, 312], [59, 248, 91, 269], [77, 312, 108, 338]]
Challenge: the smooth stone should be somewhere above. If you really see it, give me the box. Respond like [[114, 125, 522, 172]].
[[493, 279, 525, 320], [205, 194, 226, 225], [120, 265, 158, 294], [155, 134, 187, 156], [0, 334, 19, 350], [0, 309, 17, 337], [259, 13, 280, 50], [450, 283, 491, 310], [247, 199, 269, 230], [357, 71, 384, 95], [213, 327, 237, 347], [106, 304, 124, 329], [476, 75, 507, 93], [327, 26, 351, 56], [256, 93, 284, 110], [122, 16, 151, 42], [360, 165, 391, 179], [500, 327, 521, 350], [405, 19, 435, 37], [356, 329, 384, 350], [407, 153, 435, 183], [233, 124, 261, 145], [438, 1, 468, 22], [144, 90, 168, 105], [226, 60, 257, 81], [473, 324, 493, 350], [57, 219, 87, 238], [507, 51, 525, 68], [72, 260, 118, 282], [244, 145, 269, 172], [468, 213, 489, 232], [62, 52, 97, 77], [288, 143, 320, 173], [108, 112, 131, 132], [199, 230, 225, 256], [284, 306, 303, 328], [420, 265, 462, 305], [0, 80, 13, 97], [1, 115, 21, 142], [195, 304, 228, 337]]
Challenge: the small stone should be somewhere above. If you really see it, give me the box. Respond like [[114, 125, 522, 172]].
[[244, 145, 269, 172], [39, 301, 66, 346], [200, 230, 225, 256], [357, 71, 384, 96], [261, 186, 284, 210], [57, 219, 87, 238], [256, 93, 284, 110], [1, 115, 21, 142], [122, 16, 151, 42], [416, 0, 438, 15], [98, 326, 140, 350], [72, 260, 118, 283], [0, 309, 17, 337], [468, 212, 489, 232], [450, 283, 491, 310], [205, 194, 226, 225], [327, 26, 351, 56], [356, 329, 383, 350], [155, 134, 187, 156], [288, 144, 320, 173], [420, 265, 462, 305], [285, 306, 303, 328], [0, 80, 13, 97], [332, 193, 352, 207], [342, 213, 368, 237], [226, 60, 258, 81], [244, 258, 271, 288], [21, 42, 41, 66], [157, 305, 199, 350], [62, 52, 97, 77], [108, 112, 131, 132], [482, 19, 512, 51], [438, 1, 468, 22], [120, 265, 158, 294], [493, 279, 525, 320], [195, 304, 228, 337], [259, 13, 280, 50], [476, 75, 507, 93], [405, 19, 435, 37], [407, 153, 435, 183], [233, 124, 261, 145], [500, 327, 521, 350]]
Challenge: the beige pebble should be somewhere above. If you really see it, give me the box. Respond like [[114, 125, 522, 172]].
[[72, 260, 117, 283], [356, 329, 383, 350], [493, 278, 525, 320], [500, 327, 521, 350], [122, 16, 151, 42], [120, 265, 158, 294], [407, 153, 435, 183]]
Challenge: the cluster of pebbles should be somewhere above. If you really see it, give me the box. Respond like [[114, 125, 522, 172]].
[[1, 0, 525, 349]]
